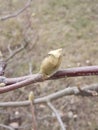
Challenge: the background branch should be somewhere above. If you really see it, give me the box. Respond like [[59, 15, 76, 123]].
[[0, 37, 30, 76], [0, 83, 97, 107], [0, 0, 32, 21], [47, 101, 66, 130], [0, 124, 14, 130], [6, 39, 29, 62]]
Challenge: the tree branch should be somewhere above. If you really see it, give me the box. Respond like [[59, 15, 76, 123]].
[[0, 83, 97, 107], [0, 74, 43, 94], [0, 0, 32, 21], [28, 91, 38, 130], [6, 39, 29, 62], [47, 102, 66, 130], [0, 124, 14, 130], [0, 66, 98, 93], [2, 65, 98, 84], [50, 65, 98, 79]]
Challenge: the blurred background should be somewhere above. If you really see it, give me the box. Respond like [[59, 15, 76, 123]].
[[0, 0, 98, 130]]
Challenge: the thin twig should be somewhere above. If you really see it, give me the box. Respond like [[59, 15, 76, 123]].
[[29, 62, 33, 74], [8, 44, 12, 54], [0, 124, 14, 130], [6, 40, 29, 62], [30, 102, 38, 130], [0, 83, 97, 107], [0, 0, 32, 21], [47, 102, 66, 130], [0, 61, 7, 76], [29, 91, 38, 130]]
